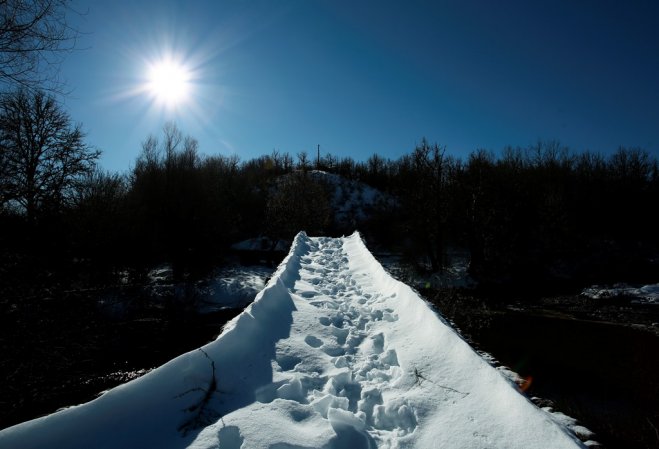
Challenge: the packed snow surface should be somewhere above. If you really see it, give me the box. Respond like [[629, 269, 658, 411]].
[[0, 232, 584, 449]]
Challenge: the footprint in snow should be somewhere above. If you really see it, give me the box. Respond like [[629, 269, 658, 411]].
[[276, 354, 301, 371], [217, 426, 244, 449], [304, 335, 323, 348], [321, 344, 345, 357], [309, 300, 339, 310], [383, 309, 398, 322], [330, 325, 349, 345]]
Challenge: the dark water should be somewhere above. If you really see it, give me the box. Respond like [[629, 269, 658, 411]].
[[469, 312, 659, 449], [0, 294, 242, 431]]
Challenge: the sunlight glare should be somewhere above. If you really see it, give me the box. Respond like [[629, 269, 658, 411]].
[[146, 58, 191, 107]]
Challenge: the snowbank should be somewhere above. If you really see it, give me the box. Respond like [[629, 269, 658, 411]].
[[0, 232, 585, 449]]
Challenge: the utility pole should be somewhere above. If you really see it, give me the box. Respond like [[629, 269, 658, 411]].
[[317, 144, 320, 169]]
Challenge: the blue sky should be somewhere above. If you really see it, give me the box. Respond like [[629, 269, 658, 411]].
[[60, 0, 659, 172]]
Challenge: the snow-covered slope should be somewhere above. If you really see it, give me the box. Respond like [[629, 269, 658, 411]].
[[309, 170, 392, 227], [0, 232, 584, 449]]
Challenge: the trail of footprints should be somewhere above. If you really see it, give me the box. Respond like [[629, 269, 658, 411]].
[[274, 237, 417, 443]]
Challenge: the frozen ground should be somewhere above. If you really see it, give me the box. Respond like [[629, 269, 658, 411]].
[[0, 232, 588, 449], [582, 283, 659, 305], [378, 251, 476, 290], [195, 265, 274, 313], [118, 264, 274, 313]]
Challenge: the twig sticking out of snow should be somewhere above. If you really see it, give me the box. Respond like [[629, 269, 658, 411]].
[[412, 367, 469, 398], [648, 417, 659, 443], [177, 349, 222, 435]]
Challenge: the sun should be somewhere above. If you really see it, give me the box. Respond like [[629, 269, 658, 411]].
[[146, 58, 191, 107]]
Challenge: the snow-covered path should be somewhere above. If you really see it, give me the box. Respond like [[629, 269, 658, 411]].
[[258, 235, 419, 448], [0, 233, 585, 449]]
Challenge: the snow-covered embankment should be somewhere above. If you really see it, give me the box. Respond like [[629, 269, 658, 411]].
[[0, 232, 586, 449]]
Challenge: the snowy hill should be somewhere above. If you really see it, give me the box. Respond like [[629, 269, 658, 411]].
[[308, 170, 392, 228], [0, 232, 586, 449]]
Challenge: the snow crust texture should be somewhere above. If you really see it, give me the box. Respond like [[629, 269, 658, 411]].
[[0, 232, 584, 449]]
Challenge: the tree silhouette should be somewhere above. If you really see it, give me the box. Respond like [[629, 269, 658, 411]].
[[296, 151, 310, 172], [0, 0, 78, 92], [397, 140, 451, 272], [266, 172, 331, 240], [0, 89, 99, 222]]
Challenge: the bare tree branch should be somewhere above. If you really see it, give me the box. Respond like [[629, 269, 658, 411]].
[[0, 0, 80, 93], [0, 89, 100, 220]]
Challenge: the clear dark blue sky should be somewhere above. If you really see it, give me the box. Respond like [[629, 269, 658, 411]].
[[61, 0, 659, 172]]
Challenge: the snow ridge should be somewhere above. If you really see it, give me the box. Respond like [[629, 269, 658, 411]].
[[0, 232, 585, 449]]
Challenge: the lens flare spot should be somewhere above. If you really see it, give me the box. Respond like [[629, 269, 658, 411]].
[[519, 375, 533, 393]]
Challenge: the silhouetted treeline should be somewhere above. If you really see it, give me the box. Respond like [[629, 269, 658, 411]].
[[2, 112, 659, 291], [454, 143, 659, 289], [365, 139, 659, 290]]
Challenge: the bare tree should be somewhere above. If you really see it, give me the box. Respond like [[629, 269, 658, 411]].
[[0, 0, 78, 92], [266, 172, 331, 239], [162, 121, 183, 169], [398, 139, 450, 271], [297, 151, 309, 172], [0, 89, 99, 221], [282, 152, 294, 172]]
